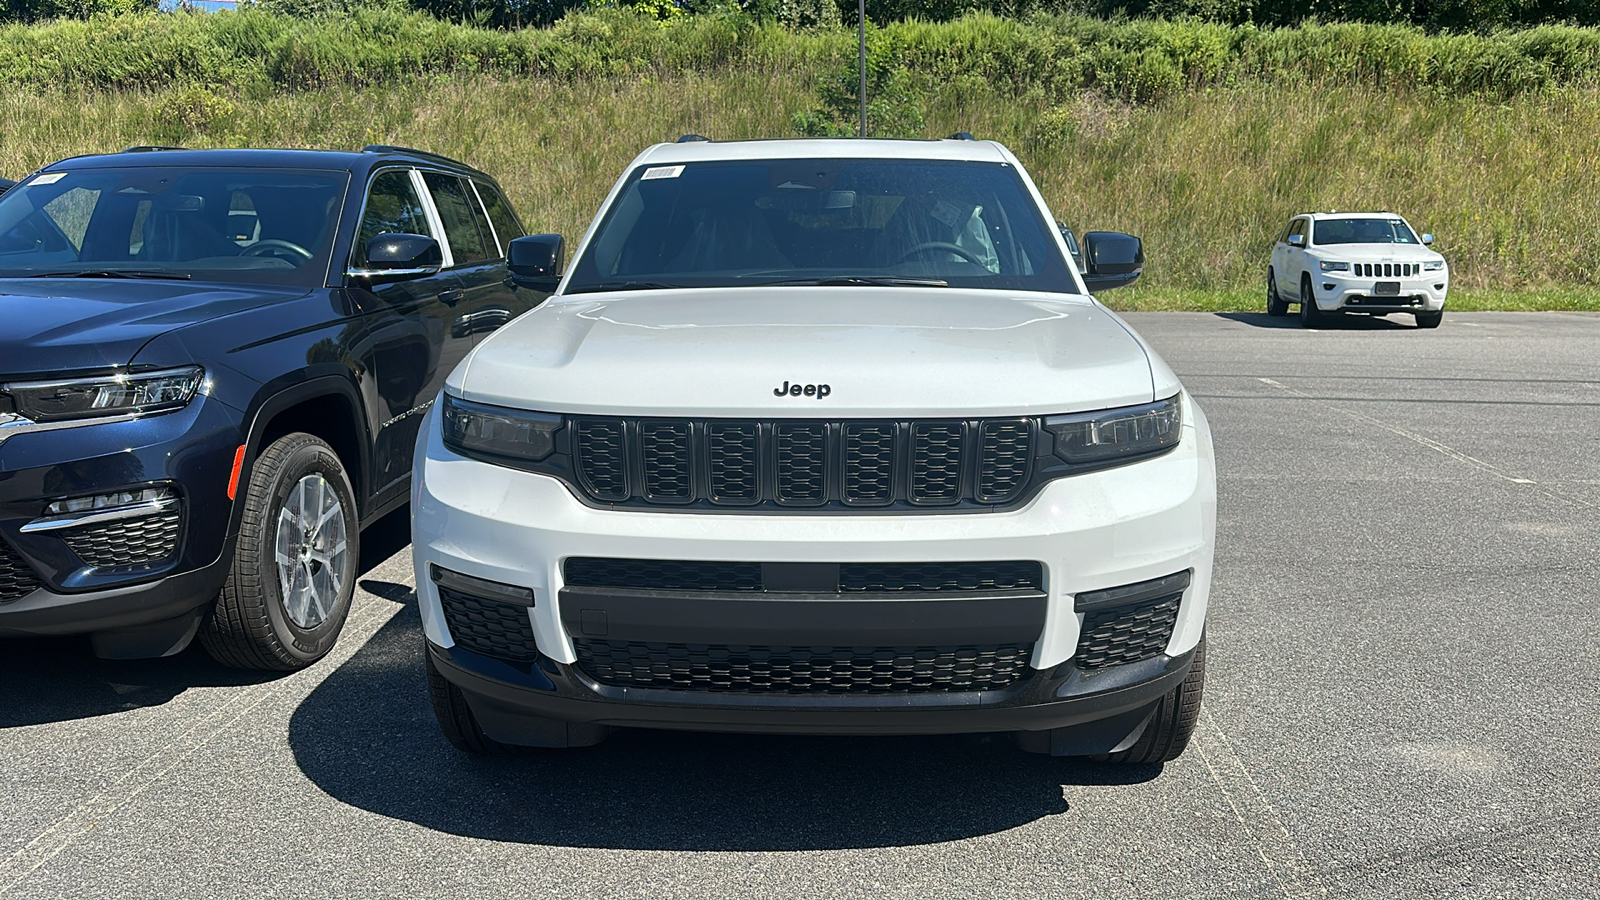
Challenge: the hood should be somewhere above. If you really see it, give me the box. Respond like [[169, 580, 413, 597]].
[[0, 278, 311, 377], [455, 287, 1162, 418], [1311, 244, 1446, 264]]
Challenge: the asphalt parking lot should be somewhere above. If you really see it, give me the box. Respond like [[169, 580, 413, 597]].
[[2, 310, 1597, 899]]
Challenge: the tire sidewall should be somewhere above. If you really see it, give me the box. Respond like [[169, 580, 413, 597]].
[[1299, 278, 1319, 327], [249, 438, 359, 664]]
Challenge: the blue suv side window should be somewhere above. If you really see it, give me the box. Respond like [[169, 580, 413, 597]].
[[355, 170, 431, 266]]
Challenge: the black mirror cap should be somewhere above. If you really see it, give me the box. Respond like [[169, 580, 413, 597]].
[[508, 234, 564, 279], [365, 233, 442, 270], [1081, 231, 1143, 292]]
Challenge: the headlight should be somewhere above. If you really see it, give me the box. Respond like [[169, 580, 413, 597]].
[[1044, 394, 1182, 464], [4, 366, 204, 423], [1423, 260, 1445, 271], [1319, 261, 1350, 272], [441, 393, 561, 462]]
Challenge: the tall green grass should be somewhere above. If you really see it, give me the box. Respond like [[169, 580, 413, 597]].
[[4, 9, 1600, 98], [0, 9, 1595, 305]]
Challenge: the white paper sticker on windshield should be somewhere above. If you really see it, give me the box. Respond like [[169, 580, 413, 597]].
[[31, 173, 66, 185], [641, 165, 684, 180]]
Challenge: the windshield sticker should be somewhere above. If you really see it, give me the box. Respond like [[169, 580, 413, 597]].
[[929, 199, 962, 229], [31, 173, 66, 185], [641, 165, 685, 181]]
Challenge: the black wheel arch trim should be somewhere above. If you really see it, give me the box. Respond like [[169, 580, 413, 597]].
[[229, 373, 375, 545]]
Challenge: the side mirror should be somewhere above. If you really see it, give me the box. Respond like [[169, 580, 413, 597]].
[[508, 234, 564, 291], [1421, 233, 1434, 245], [1081, 231, 1144, 293], [1287, 234, 1306, 248], [349, 233, 442, 279]]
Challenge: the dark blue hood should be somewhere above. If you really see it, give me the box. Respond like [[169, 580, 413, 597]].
[[0, 278, 312, 377]]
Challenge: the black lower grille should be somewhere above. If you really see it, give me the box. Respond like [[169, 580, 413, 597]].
[[838, 562, 1041, 593], [1076, 592, 1182, 670], [61, 509, 181, 569], [563, 558, 1042, 594], [439, 586, 540, 661], [0, 541, 42, 604], [575, 640, 1033, 694]]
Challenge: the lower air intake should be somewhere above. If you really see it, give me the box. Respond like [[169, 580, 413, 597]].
[[574, 640, 1033, 694]]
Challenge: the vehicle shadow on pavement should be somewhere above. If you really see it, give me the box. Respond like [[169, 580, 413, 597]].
[[289, 604, 1165, 851], [0, 507, 414, 729], [1215, 311, 1414, 330]]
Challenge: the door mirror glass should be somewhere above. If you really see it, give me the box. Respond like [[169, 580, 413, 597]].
[[1288, 233, 1306, 247], [1421, 233, 1434, 245], [1081, 231, 1144, 292], [350, 232, 442, 278]]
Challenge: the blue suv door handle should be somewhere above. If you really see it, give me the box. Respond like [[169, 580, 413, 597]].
[[439, 288, 466, 307]]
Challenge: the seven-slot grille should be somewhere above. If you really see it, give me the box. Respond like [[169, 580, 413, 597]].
[[1354, 263, 1418, 278], [572, 417, 1035, 509]]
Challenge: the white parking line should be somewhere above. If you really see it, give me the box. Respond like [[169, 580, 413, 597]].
[[1256, 377, 1594, 509], [0, 593, 405, 897], [1192, 710, 1330, 900]]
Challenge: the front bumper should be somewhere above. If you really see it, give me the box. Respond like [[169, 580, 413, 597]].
[[1313, 270, 1448, 312], [431, 638, 1197, 749], [0, 393, 241, 635], [412, 394, 1216, 738]]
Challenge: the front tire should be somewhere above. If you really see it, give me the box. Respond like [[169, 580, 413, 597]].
[[1415, 309, 1443, 329], [1097, 636, 1206, 764], [426, 649, 512, 754], [1299, 278, 1323, 328], [199, 433, 359, 671], [1266, 269, 1289, 316]]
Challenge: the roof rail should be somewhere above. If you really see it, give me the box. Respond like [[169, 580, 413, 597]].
[[361, 144, 461, 166], [676, 134, 711, 143], [123, 145, 186, 153], [947, 132, 976, 141]]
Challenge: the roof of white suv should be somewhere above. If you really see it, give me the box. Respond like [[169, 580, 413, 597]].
[[634, 137, 1014, 166], [1300, 211, 1410, 221]]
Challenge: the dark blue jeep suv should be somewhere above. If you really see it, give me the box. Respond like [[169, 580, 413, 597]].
[[0, 146, 540, 669]]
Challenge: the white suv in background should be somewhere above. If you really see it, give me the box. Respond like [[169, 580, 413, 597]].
[[1268, 212, 1449, 328], [412, 137, 1216, 764]]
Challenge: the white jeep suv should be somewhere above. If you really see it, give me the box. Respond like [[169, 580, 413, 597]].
[[411, 137, 1216, 763], [1268, 212, 1449, 328]]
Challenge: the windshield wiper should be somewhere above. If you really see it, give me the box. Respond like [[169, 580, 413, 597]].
[[565, 280, 684, 295], [760, 276, 949, 288], [28, 269, 193, 281]]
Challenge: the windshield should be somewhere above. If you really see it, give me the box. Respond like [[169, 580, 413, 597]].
[[563, 158, 1077, 295], [1312, 218, 1419, 246], [0, 166, 349, 286]]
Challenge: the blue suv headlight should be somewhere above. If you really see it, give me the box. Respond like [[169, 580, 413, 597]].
[[4, 366, 204, 423]]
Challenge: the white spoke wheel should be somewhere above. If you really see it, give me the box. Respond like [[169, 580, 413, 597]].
[[200, 433, 360, 671]]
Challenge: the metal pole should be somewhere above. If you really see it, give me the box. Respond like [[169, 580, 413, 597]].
[[858, 0, 867, 138]]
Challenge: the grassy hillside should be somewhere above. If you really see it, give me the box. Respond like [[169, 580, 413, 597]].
[[1, 9, 1596, 309]]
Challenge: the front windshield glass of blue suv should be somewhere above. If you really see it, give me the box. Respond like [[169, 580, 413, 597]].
[[0, 167, 349, 285], [563, 158, 1078, 294]]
